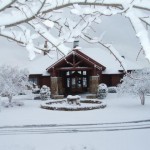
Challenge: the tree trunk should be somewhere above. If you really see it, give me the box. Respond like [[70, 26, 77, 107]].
[[139, 92, 145, 105], [8, 95, 13, 104]]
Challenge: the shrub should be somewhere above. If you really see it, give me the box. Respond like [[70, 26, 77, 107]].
[[108, 86, 117, 93], [40, 85, 51, 100], [97, 83, 108, 99]]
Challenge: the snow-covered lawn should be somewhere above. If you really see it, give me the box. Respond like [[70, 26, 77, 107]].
[[0, 93, 150, 150], [1, 93, 150, 126]]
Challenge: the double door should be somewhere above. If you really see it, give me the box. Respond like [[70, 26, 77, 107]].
[[66, 71, 88, 94]]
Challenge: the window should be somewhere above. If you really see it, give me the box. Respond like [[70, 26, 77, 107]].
[[29, 77, 38, 85], [67, 78, 70, 87], [83, 77, 87, 87], [83, 71, 87, 75]]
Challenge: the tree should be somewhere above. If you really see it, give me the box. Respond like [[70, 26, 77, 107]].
[[0, 0, 150, 71], [118, 69, 150, 105], [0, 65, 29, 104]]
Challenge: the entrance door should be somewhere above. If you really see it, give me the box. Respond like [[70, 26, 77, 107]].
[[66, 71, 88, 94]]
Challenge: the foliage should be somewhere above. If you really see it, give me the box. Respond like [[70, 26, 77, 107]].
[[40, 85, 51, 100], [32, 85, 40, 94], [0, 65, 29, 104], [1, 101, 24, 108], [118, 69, 150, 105], [97, 83, 108, 99], [108, 86, 117, 93]]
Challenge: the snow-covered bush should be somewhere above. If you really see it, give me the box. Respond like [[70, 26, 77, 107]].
[[1, 101, 24, 108], [32, 85, 40, 94], [108, 86, 117, 93], [118, 69, 150, 105], [0, 65, 29, 105], [97, 83, 108, 99], [40, 85, 51, 100]]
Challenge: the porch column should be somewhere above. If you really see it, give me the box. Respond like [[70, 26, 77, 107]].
[[57, 77, 64, 94], [51, 77, 64, 95], [89, 76, 99, 94]]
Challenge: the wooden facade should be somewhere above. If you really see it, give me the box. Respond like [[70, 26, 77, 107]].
[[29, 74, 50, 88], [100, 74, 124, 87], [46, 50, 106, 95], [29, 49, 124, 95]]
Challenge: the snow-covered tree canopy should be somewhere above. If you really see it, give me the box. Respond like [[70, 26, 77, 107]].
[[0, 0, 150, 68], [0, 65, 29, 103], [118, 68, 150, 105]]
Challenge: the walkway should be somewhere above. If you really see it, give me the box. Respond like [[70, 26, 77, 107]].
[[0, 119, 150, 135]]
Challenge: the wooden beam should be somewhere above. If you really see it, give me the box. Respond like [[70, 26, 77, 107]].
[[56, 67, 92, 71], [74, 60, 83, 67]]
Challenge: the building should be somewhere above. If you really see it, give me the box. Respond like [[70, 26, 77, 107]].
[[27, 44, 147, 96]]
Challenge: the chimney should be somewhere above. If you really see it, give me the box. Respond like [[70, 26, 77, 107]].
[[44, 40, 49, 55], [73, 40, 79, 48]]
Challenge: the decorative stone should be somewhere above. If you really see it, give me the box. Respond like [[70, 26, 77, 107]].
[[52, 95, 64, 99], [67, 95, 81, 105]]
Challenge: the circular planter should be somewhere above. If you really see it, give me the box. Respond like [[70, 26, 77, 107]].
[[41, 99, 106, 111]]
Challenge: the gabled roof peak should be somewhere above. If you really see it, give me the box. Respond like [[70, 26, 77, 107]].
[[46, 48, 106, 71]]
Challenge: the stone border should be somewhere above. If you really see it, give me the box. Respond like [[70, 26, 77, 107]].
[[41, 104, 106, 111], [41, 99, 106, 111], [80, 99, 102, 104], [45, 100, 66, 105]]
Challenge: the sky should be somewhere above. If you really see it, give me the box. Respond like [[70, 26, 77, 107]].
[[80, 14, 143, 60], [0, 14, 149, 67], [0, 37, 29, 67]]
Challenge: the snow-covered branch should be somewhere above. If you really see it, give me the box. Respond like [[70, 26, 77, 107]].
[[0, 0, 46, 28], [125, 9, 150, 61], [0, 0, 16, 12], [81, 33, 127, 72], [0, 0, 150, 64]]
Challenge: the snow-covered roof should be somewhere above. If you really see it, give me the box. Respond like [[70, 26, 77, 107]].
[[24, 47, 150, 75], [79, 48, 149, 74], [24, 51, 63, 75]]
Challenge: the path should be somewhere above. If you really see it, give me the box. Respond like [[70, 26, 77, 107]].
[[0, 119, 150, 135]]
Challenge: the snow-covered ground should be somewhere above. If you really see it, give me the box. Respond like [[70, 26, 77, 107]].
[[0, 93, 150, 150]]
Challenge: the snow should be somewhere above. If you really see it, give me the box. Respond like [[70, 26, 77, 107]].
[[0, 0, 150, 65], [80, 48, 146, 74], [0, 1, 43, 26], [0, 94, 150, 126], [24, 50, 62, 75], [0, 93, 150, 125], [26, 42, 41, 60], [43, 20, 54, 28], [67, 95, 81, 99], [0, 0, 12, 10], [1, 130, 150, 150], [1, 1, 150, 149], [23, 46, 150, 75], [1, 93, 150, 150], [125, 9, 150, 61]]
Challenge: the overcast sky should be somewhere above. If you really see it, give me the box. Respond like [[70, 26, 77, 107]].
[[0, 14, 149, 67]]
